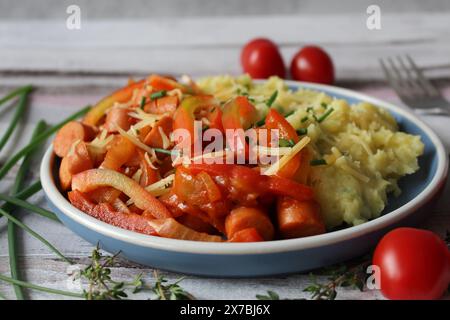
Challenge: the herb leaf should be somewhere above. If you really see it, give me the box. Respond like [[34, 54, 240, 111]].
[[256, 290, 280, 300], [150, 90, 167, 100], [266, 90, 278, 107]]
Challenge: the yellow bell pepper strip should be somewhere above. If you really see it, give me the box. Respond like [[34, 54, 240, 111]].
[[71, 168, 171, 219], [173, 95, 221, 145], [83, 79, 145, 126]]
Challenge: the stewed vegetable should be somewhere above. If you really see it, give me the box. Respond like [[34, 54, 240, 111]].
[[54, 75, 326, 242]]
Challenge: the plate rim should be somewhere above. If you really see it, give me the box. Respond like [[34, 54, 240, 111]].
[[40, 80, 449, 255]]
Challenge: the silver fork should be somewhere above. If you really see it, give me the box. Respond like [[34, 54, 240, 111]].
[[379, 55, 450, 115]]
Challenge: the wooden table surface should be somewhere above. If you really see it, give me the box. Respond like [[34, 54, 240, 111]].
[[1, 13, 450, 300]]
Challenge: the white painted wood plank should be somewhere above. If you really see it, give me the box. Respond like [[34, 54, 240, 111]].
[[1, 14, 450, 80], [1, 14, 449, 47]]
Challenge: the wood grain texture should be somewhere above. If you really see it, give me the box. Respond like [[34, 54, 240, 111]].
[[1, 14, 450, 80], [1, 83, 450, 300], [1, 15, 450, 300]]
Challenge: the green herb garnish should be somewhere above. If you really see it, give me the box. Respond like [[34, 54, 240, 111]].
[[266, 90, 278, 107], [0, 90, 31, 152], [317, 108, 334, 123], [0, 106, 90, 180], [140, 96, 146, 109], [150, 90, 167, 100], [301, 116, 309, 123], [284, 110, 295, 118], [279, 139, 295, 148], [321, 102, 328, 109], [0, 85, 32, 108], [297, 128, 308, 136], [256, 290, 280, 300], [6, 120, 47, 300], [306, 107, 314, 113], [310, 159, 327, 166]]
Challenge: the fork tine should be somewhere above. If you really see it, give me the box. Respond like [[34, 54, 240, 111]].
[[396, 56, 427, 96], [379, 58, 409, 102], [405, 55, 440, 97]]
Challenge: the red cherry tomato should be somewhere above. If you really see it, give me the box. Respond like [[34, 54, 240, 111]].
[[373, 228, 450, 300], [241, 38, 285, 79], [290, 46, 334, 84]]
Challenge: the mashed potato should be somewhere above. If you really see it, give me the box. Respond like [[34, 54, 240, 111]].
[[197, 75, 424, 229]]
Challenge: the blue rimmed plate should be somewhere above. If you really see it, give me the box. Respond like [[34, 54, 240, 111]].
[[40, 81, 448, 277]]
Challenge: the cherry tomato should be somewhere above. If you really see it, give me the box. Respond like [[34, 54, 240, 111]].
[[290, 46, 334, 84], [241, 38, 285, 79], [373, 228, 450, 300]]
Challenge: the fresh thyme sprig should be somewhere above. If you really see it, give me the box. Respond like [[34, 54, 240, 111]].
[[77, 246, 195, 300], [151, 271, 195, 300], [256, 290, 280, 300], [303, 261, 369, 300]]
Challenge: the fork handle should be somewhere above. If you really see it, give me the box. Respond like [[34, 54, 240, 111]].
[[414, 107, 450, 116]]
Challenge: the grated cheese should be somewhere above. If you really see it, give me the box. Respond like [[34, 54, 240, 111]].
[[335, 156, 370, 183], [263, 136, 311, 176], [158, 126, 171, 149], [117, 126, 154, 155]]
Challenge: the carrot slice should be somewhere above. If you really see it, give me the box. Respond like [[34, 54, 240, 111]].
[[58, 141, 93, 190], [104, 108, 131, 133], [148, 218, 223, 242], [100, 135, 136, 171], [228, 228, 264, 242], [71, 168, 171, 219], [68, 190, 156, 235], [225, 207, 274, 241], [143, 116, 173, 148], [276, 197, 325, 239], [53, 121, 96, 157]]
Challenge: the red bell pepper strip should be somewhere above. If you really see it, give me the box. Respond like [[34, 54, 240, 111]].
[[187, 163, 314, 202], [68, 190, 156, 236], [265, 109, 302, 178]]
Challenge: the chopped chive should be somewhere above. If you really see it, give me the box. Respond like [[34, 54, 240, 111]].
[[0, 194, 59, 221], [140, 96, 146, 109], [284, 110, 295, 118], [0, 85, 33, 108], [301, 116, 309, 123], [0, 91, 29, 152], [321, 102, 328, 109], [6, 120, 47, 300], [306, 107, 314, 113], [0, 106, 90, 180], [279, 139, 295, 148], [296, 128, 308, 135], [310, 159, 327, 166], [266, 90, 278, 107], [153, 148, 178, 156], [317, 107, 335, 123], [256, 117, 266, 127], [0, 208, 72, 264], [150, 90, 167, 100], [0, 274, 83, 298]]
